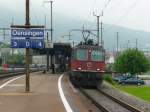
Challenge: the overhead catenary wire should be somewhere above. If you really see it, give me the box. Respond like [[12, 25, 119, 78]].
[[87, 0, 112, 30], [105, 0, 140, 32], [102, 0, 112, 12]]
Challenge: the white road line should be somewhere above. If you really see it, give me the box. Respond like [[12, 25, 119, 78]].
[[58, 75, 73, 112], [0, 76, 24, 89], [6, 84, 25, 87]]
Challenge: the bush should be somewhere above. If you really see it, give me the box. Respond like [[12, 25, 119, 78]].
[[114, 48, 150, 76], [104, 74, 116, 85]]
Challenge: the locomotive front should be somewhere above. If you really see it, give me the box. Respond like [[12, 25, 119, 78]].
[[70, 45, 105, 87]]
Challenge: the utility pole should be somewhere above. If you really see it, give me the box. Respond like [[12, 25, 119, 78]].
[[100, 22, 103, 46], [127, 40, 130, 49], [116, 32, 119, 55], [44, 1, 53, 42], [97, 17, 100, 46], [44, 1, 53, 71], [3, 29, 6, 41], [96, 16, 100, 45], [25, 0, 30, 92], [93, 12, 103, 46], [136, 38, 138, 49], [44, 14, 47, 28], [46, 32, 49, 71], [11, 0, 44, 92], [50, 1, 53, 42]]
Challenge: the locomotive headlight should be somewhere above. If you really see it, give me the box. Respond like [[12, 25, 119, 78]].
[[97, 69, 100, 71], [77, 67, 82, 70]]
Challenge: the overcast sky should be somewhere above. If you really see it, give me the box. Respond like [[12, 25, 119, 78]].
[[0, 0, 150, 32]]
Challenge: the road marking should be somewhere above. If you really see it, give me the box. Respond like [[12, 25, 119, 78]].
[[6, 84, 25, 87], [0, 76, 24, 89], [58, 75, 73, 112]]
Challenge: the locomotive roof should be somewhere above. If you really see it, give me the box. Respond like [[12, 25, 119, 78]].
[[74, 45, 104, 50]]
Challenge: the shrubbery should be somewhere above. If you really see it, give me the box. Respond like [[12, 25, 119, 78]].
[[114, 49, 150, 76], [104, 74, 116, 85]]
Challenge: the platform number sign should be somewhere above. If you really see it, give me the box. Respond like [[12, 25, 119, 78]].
[[11, 28, 45, 48]]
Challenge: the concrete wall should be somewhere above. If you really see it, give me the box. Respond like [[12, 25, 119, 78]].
[[32, 55, 47, 65]]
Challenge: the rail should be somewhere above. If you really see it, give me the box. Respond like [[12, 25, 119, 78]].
[[79, 88, 144, 112], [0, 68, 43, 79], [98, 89, 143, 112], [79, 88, 111, 112]]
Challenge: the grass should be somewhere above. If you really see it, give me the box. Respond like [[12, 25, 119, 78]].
[[114, 85, 150, 102], [104, 74, 150, 102]]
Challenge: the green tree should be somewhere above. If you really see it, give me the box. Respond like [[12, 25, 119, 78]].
[[1, 44, 10, 48], [6, 53, 25, 65], [114, 48, 150, 75]]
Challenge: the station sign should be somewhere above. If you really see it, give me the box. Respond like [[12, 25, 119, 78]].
[[11, 28, 45, 48]]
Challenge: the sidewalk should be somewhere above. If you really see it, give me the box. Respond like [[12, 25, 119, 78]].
[[0, 72, 65, 112]]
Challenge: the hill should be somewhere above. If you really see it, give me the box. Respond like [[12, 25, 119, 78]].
[[0, 8, 150, 51]]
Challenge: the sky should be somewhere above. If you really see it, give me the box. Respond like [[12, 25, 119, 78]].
[[0, 0, 150, 32]]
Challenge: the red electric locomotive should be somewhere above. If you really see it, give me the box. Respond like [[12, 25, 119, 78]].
[[70, 44, 105, 87]]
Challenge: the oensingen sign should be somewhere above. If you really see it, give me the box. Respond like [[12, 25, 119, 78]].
[[11, 28, 44, 38]]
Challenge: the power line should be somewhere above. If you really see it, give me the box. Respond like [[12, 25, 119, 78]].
[[115, 0, 139, 24], [105, 0, 140, 32], [102, 0, 112, 12], [88, 0, 112, 29]]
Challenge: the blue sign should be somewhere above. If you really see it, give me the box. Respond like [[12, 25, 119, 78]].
[[11, 39, 44, 48], [11, 28, 44, 48]]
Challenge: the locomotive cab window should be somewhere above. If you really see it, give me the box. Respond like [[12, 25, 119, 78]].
[[91, 50, 103, 61], [76, 49, 88, 60]]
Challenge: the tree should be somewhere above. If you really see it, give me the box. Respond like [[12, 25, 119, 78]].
[[114, 48, 150, 75], [6, 53, 25, 66]]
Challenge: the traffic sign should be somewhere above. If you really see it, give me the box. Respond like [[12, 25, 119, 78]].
[[11, 28, 44, 48]]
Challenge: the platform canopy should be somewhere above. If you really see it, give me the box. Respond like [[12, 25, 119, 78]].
[[33, 43, 72, 57]]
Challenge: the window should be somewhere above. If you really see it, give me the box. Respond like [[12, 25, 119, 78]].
[[76, 49, 88, 60], [91, 50, 103, 61]]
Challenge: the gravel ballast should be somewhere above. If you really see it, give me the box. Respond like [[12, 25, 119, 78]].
[[100, 82, 150, 112]]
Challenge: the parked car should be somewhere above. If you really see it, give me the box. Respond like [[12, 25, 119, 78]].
[[113, 75, 130, 83], [119, 78, 145, 85]]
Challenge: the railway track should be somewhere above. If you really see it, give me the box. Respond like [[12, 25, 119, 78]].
[[79, 88, 143, 112], [98, 89, 143, 112], [0, 68, 43, 79]]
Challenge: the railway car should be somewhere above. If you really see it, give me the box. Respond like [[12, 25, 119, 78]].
[[70, 44, 105, 87]]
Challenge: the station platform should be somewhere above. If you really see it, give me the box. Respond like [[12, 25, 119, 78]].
[[0, 72, 66, 112]]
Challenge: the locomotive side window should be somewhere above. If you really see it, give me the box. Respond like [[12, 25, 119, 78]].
[[91, 50, 103, 61], [76, 49, 88, 60]]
